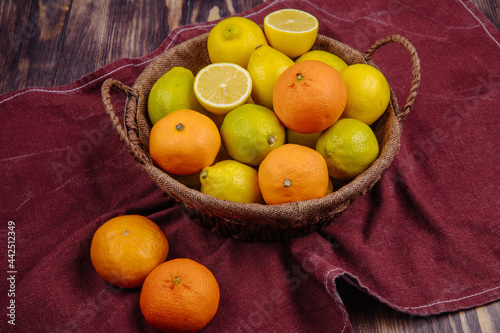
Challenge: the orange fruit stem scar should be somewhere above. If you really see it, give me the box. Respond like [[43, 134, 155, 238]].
[[258, 144, 329, 205], [140, 258, 220, 333], [149, 109, 221, 175]]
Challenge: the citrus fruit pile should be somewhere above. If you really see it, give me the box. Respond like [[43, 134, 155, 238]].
[[90, 215, 220, 332], [147, 9, 391, 205]]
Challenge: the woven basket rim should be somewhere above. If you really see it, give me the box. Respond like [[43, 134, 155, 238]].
[[130, 33, 401, 228], [101, 31, 420, 239]]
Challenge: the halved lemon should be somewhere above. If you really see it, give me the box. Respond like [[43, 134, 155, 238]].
[[264, 9, 319, 58], [194, 63, 253, 115]]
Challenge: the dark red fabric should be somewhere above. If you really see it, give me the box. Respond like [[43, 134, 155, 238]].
[[2, 0, 500, 332]]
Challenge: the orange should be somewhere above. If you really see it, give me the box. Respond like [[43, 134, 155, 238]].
[[140, 258, 220, 333], [149, 109, 221, 175], [273, 60, 347, 134], [90, 215, 169, 289], [258, 144, 329, 205]]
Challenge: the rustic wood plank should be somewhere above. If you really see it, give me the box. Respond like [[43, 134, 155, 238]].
[[471, 0, 500, 30], [2, 0, 498, 94], [51, 0, 165, 86], [51, 0, 255, 87], [0, 0, 70, 93]]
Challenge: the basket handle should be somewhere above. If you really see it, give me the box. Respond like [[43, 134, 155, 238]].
[[101, 78, 152, 165], [364, 35, 421, 122]]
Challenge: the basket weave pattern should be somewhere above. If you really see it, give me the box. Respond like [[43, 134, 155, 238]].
[[101, 33, 420, 241]]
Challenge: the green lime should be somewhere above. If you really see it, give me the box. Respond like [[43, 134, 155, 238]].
[[316, 118, 379, 179], [147, 67, 206, 125], [286, 128, 322, 149], [220, 104, 286, 166]]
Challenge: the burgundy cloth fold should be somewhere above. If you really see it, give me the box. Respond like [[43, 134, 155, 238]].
[[1, 0, 499, 332]]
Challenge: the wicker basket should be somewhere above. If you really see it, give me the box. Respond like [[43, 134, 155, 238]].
[[101, 33, 420, 242]]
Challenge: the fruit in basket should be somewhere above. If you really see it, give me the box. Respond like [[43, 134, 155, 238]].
[[327, 178, 334, 195], [247, 44, 294, 109], [194, 63, 252, 115], [316, 118, 380, 179], [340, 64, 391, 125], [258, 144, 329, 205], [207, 16, 268, 68], [286, 128, 321, 149], [140, 258, 220, 333], [273, 60, 347, 134], [147, 67, 206, 125], [220, 104, 285, 166], [149, 109, 221, 175], [200, 160, 264, 203], [295, 50, 348, 72], [263, 9, 319, 58], [90, 215, 169, 289]]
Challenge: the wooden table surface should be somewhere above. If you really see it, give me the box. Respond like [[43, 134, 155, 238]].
[[1, 1, 499, 332]]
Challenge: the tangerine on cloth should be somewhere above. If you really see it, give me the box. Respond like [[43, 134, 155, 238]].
[[1, 0, 500, 332]]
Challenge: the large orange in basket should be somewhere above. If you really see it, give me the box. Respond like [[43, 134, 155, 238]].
[[149, 109, 221, 175], [258, 144, 329, 205], [273, 60, 347, 134]]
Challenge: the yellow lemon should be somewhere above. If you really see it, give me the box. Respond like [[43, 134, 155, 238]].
[[263, 9, 319, 58], [295, 50, 348, 72], [327, 178, 334, 195], [194, 63, 252, 115], [207, 16, 268, 68], [286, 128, 321, 150], [340, 64, 391, 125], [147, 67, 206, 125], [247, 45, 294, 109], [316, 118, 379, 180], [220, 104, 286, 166], [200, 160, 264, 203]]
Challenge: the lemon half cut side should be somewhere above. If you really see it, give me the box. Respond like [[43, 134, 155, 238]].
[[264, 9, 319, 58], [194, 63, 253, 115]]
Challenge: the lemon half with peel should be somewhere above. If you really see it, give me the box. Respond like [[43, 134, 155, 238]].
[[264, 9, 319, 58], [194, 63, 252, 115]]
